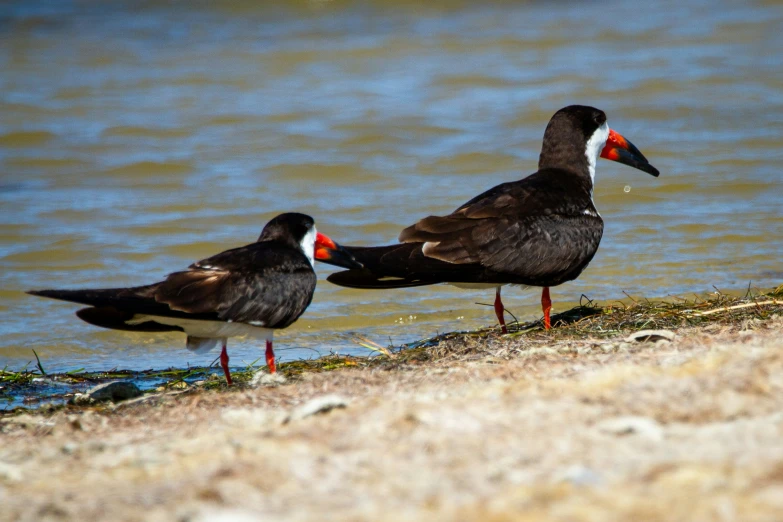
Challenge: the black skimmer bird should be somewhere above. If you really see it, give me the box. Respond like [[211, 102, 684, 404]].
[[323, 105, 659, 332], [27, 213, 361, 385]]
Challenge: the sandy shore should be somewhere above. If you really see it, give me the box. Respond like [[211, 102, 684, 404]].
[[2, 315, 783, 521]]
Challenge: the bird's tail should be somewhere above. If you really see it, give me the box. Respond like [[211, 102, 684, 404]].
[[323, 243, 441, 289], [27, 286, 182, 332], [27, 286, 158, 308], [75, 306, 180, 332]]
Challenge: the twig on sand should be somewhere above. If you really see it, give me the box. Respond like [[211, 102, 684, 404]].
[[351, 335, 393, 357], [690, 300, 783, 317]]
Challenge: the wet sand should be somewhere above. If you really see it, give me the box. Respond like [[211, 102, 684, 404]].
[[2, 315, 783, 522]]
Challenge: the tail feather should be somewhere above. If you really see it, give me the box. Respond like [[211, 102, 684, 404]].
[[76, 306, 182, 333], [324, 243, 439, 289], [27, 283, 224, 332], [325, 243, 509, 288], [326, 269, 433, 289], [27, 285, 216, 325], [27, 286, 159, 308]]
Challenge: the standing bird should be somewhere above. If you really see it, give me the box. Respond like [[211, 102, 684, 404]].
[[27, 213, 361, 384], [323, 106, 659, 332]]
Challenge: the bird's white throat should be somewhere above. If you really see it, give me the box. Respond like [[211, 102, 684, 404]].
[[585, 121, 610, 186], [300, 226, 317, 267]]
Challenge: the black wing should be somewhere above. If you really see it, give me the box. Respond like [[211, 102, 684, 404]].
[[329, 169, 603, 287], [156, 242, 317, 328], [395, 169, 603, 283], [29, 241, 318, 331]]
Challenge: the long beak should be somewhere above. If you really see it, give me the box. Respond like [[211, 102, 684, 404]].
[[314, 232, 363, 269], [600, 129, 660, 177]]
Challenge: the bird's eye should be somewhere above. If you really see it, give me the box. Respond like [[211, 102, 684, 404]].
[[594, 112, 607, 126]]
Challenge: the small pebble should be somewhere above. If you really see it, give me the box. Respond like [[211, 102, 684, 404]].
[[84, 381, 143, 403], [286, 395, 349, 423], [596, 415, 664, 440], [625, 330, 676, 343]]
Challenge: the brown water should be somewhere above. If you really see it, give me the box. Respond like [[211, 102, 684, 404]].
[[1, 0, 782, 374]]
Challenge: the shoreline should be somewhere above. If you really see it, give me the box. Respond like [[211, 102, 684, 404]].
[[1, 288, 783, 521], [3, 286, 781, 412]]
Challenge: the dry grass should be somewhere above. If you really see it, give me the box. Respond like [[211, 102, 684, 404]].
[[368, 285, 783, 367]]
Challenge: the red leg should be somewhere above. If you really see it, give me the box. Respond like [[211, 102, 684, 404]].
[[266, 339, 277, 374], [220, 342, 233, 385], [541, 286, 552, 330], [494, 287, 508, 334]]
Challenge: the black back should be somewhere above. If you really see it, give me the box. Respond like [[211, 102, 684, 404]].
[[329, 167, 603, 288]]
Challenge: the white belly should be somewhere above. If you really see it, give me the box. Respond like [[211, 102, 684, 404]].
[[447, 282, 505, 290], [446, 283, 532, 292], [127, 315, 274, 341]]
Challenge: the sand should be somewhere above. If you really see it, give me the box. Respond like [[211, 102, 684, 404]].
[[2, 316, 783, 522]]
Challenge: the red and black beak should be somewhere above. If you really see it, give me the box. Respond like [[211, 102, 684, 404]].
[[315, 232, 363, 269], [600, 129, 659, 177]]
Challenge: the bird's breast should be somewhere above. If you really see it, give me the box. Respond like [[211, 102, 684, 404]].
[[127, 315, 274, 340]]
